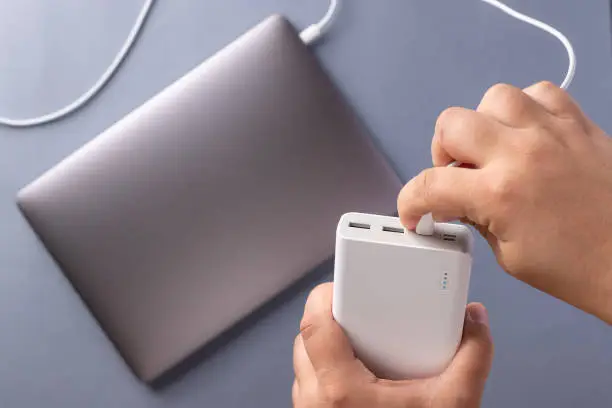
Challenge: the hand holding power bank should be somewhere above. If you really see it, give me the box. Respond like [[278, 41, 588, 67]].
[[332, 213, 473, 380]]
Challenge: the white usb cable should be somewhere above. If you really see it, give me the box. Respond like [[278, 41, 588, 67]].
[[416, 162, 461, 236], [299, 0, 340, 44], [0, 0, 339, 128], [480, 0, 576, 90], [0, 0, 156, 128], [0, 0, 574, 132], [416, 1, 577, 236]]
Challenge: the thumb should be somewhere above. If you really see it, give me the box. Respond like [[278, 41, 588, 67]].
[[442, 303, 494, 398], [300, 283, 358, 374]]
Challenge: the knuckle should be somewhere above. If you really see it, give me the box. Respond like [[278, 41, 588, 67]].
[[529, 80, 574, 115], [483, 83, 516, 103], [321, 383, 352, 407], [527, 82, 588, 128], [299, 318, 315, 341], [486, 173, 516, 206], [437, 106, 464, 124], [299, 313, 314, 336], [436, 107, 467, 135], [497, 245, 525, 277], [299, 283, 331, 334], [481, 83, 528, 119], [531, 80, 558, 95]]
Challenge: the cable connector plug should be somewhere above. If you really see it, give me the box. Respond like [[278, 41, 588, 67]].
[[416, 213, 435, 236], [300, 0, 339, 45], [300, 24, 323, 44]]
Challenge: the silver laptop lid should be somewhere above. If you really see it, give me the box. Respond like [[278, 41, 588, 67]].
[[17, 14, 401, 382]]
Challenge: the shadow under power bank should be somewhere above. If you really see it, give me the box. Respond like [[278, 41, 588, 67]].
[[333, 213, 473, 380], [16, 15, 401, 382]]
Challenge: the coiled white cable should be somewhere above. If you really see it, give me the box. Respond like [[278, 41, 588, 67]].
[[0, 0, 156, 128]]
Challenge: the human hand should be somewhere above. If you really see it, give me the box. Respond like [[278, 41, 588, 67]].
[[398, 81, 612, 324], [293, 283, 493, 408]]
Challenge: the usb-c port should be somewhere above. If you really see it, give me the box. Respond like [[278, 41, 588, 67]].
[[349, 222, 370, 230], [382, 226, 404, 234]]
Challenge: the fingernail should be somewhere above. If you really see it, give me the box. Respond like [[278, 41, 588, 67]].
[[401, 217, 419, 231], [469, 304, 489, 326]]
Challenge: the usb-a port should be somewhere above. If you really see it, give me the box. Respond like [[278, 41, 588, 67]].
[[349, 222, 370, 230], [382, 226, 404, 234]]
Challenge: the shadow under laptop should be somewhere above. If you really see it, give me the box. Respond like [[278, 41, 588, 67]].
[[149, 257, 335, 390]]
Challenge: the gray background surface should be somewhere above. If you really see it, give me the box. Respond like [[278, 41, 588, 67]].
[[1, 0, 611, 407]]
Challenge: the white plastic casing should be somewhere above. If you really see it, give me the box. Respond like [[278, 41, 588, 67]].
[[332, 212, 474, 380]]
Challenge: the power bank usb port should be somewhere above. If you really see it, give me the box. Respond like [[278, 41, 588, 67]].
[[382, 226, 404, 234], [349, 222, 370, 230]]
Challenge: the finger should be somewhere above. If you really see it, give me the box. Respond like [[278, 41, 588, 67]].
[[300, 283, 357, 374], [460, 218, 498, 252], [443, 303, 493, 395], [373, 382, 428, 408], [477, 83, 545, 127], [397, 167, 485, 230], [292, 381, 300, 407], [523, 81, 582, 118], [293, 334, 316, 383], [431, 133, 453, 167], [522, 81, 591, 131], [432, 107, 505, 167]]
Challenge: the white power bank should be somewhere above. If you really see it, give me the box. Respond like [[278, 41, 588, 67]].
[[332, 212, 474, 380]]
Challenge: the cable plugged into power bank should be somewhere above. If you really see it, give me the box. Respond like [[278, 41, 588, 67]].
[[416, 213, 435, 236], [415, 161, 461, 236], [332, 212, 473, 380]]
